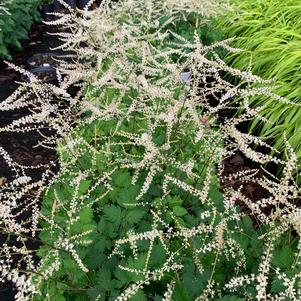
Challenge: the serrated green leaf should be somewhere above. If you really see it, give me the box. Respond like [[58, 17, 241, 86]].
[[182, 271, 204, 298], [128, 289, 147, 301], [113, 170, 132, 187], [53, 295, 66, 301], [103, 205, 122, 224], [173, 281, 192, 301], [241, 216, 253, 231], [79, 180, 92, 195], [271, 277, 286, 294], [79, 207, 93, 224], [231, 232, 249, 249], [125, 208, 146, 225], [167, 196, 183, 207], [173, 206, 188, 217], [272, 245, 294, 270], [149, 243, 167, 267], [124, 253, 147, 282], [97, 268, 115, 291], [117, 186, 140, 206]]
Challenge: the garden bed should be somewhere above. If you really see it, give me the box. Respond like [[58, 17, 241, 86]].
[[1, 1, 301, 300]]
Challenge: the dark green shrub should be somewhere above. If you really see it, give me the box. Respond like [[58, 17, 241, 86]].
[[157, 14, 226, 62], [0, 0, 41, 59]]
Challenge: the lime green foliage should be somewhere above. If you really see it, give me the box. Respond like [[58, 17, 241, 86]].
[[217, 0, 301, 169], [0, 0, 41, 59]]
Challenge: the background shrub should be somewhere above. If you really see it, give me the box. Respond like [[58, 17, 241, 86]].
[[0, 0, 41, 59]]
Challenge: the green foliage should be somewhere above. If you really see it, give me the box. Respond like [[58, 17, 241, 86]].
[[217, 0, 301, 179], [158, 13, 226, 62], [0, 0, 41, 59], [34, 90, 301, 300]]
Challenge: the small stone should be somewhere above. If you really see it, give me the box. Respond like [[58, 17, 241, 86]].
[[35, 155, 43, 161], [0, 177, 7, 186]]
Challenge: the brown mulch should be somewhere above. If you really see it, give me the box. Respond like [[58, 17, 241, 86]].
[[221, 152, 273, 222], [216, 109, 277, 226]]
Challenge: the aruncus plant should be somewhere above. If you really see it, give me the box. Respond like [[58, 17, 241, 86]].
[[0, 0, 301, 300]]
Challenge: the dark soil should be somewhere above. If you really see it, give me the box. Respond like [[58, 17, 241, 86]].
[[221, 151, 273, 225], [193, 70, 283, 223], [22, 67, 57, 83], [216, 101, 278, 226], [28, 53, 58, 67]]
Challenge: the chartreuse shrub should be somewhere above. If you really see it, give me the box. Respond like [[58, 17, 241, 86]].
[[0, 0, 41, 59], [217, 0, 301, 177]]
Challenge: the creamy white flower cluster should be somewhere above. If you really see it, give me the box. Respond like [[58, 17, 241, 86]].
[[0, 0, 11, 15]]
